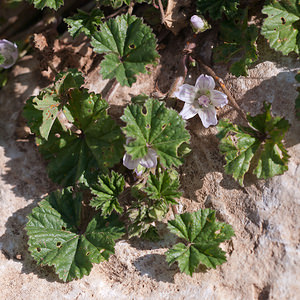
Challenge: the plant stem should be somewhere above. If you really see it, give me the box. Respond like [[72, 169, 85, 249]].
[[105, 6, 127, 20], [101, 78, 120, 102], [171, 204, 178, 217], [127, 1, 135, 15], [157, 0, 166, 24]]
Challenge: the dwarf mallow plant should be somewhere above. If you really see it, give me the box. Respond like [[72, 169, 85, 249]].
[[20, 0, 294, 282], [174, 74, 228, 128]]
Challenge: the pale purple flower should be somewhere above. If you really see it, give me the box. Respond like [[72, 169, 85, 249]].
[[123, 138, 157, 172], [0, 39, 18, 69], [190, 15, 210, 34], [191, 15, 204, 32], [174, 74, 228, 128]]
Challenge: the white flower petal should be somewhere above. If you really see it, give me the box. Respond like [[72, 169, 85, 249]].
[[210, 90, 228, 107], [179, 103, 198, 120], [198, 105, 218, 128], [173, 84, 196, 104], [123, 153, 140, 170], [140, 148, 157, 168], [195, 74, 215, 91]]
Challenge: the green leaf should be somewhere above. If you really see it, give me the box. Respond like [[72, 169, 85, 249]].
[[90, 171, 125, 216], [143, 170, 181, 204], [261, 0, 300, 55], [25, 188, 125, 281], [121, 98, 190, 168], [196, 0, 239, 20], [26, 70, 84, 140], [26, 0, 64, 10], [140, 225, 161, 242], [127, 186, 168, 238], [91, 14, 159, 86], [218, 121, 260, 186], [23, 95, 44, 135], [165, 209, 234, 276], [64, 9, 104, 38], [295, 72, 300, 120], [0, 53, 4, 65], [24, 72, 125, 186], [253, 139, 290, 179], [38, 90, 125, 186], [217, 103, 290, 186], [31, 94, 61, 140], [214, 9, 258, 76], [247, 103, 290, 179], [54, 69, 85, 96]]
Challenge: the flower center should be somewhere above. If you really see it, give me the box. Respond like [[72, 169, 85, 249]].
[[198, 95, 210, 107]]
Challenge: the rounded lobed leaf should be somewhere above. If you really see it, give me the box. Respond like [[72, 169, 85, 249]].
[[217, 104, 290, 186], [25, 188, 125, 282], [91, 13, 159, 86], [143, 170, 181, 204], [64, 9, 104, 38], [23, 71, 125, 186], [165, 209, 234, 276], [121, 98, 190, 168]]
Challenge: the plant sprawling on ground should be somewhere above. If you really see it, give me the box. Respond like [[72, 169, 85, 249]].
[[0, 0, 296, 281]]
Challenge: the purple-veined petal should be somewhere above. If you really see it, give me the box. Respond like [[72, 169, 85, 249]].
[[198, 95, 210, 107], [173, 84, 196, 104], [198, 105, 217, 128], [195, 74, 215, 91], [123, 153, 140, 170], [179, 103, 198, 120], [210, 90, 228, 107], [140, 148, 157, 168]]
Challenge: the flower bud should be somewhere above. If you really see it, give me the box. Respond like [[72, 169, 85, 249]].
[[190, 15, 210, 34], [0, 39, 18, 69]]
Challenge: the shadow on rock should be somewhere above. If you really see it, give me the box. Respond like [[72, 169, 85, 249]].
[[133, 253, 176, 283], [180, 126, 242, 203], [0, 201, 62, 283], [0, 138, 55, 201], [0, 55, 54, 201], [240, 70, 300, 149], [129, 222, 179, 251]]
